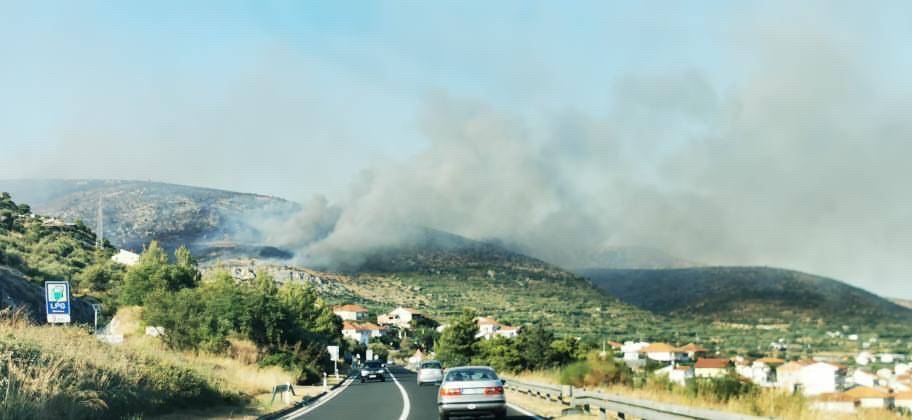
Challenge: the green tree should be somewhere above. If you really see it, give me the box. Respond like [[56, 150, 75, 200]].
[[436, 310, 478, 366]]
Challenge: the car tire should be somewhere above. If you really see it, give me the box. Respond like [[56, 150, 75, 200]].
[[360, 378, 365, 384], [438, 411, 448, 420], [381, 377, 385, 382], [494, 408, 507, 419]]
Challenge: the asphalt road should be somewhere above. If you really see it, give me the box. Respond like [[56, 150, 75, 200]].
[[286, 366, 537, 420]]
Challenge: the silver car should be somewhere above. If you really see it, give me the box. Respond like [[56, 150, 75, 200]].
[[418, 360, 444, 386], [437, 366, 506, 419]]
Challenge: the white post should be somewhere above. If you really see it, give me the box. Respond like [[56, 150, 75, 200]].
[[334, 359, 339, 380], [285, 382, 292, 404], [323, 372, 328, 392]]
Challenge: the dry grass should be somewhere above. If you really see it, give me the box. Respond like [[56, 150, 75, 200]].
[[504, 371, 900, 420]]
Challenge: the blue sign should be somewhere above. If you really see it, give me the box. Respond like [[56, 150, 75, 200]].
[[45, 281, 71, 324]]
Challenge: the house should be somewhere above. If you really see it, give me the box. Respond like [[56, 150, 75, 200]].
[[810, 392, 857, 413], [746, 358, 784, 386], [495, 325, 521, 339], [655, 364, 693, 385], [842, 386, 893, 409], [855, 351, 874, 366], [777, 360, 812, 392], [677, 343, 708, 360], [895, 391, 912, 410], [798, 362, 847, 396], [621, 342, 649, 361], [897, 363, 911, 376], [377, 307, 426, 329], [640, 343, 688, 363], [879, 353, 907, 364], [475, 317, 503, 339], [333, 304, 369, 321], [852, 369, 878, 388], [111, 249, 140, 266], [694, 358, 731, 378], [342, 321, 385, 345]]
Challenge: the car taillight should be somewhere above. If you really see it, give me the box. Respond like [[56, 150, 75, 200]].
[[439, 387, 462, 396], [484, 386, 504, 395]]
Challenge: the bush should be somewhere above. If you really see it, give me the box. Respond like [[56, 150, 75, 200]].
[[558, 352, 632, 387], [684, 376, 757, 402]]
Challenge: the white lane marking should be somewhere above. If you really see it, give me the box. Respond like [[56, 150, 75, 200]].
[[386, 369, 411, 420], [507, 402, 544, 420], [282, 376, 354, 419]]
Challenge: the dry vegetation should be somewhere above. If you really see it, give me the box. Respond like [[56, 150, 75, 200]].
[[503, 371, 899, 420]]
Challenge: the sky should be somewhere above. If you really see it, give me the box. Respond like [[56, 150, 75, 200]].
[[2, 1, 911, 298]]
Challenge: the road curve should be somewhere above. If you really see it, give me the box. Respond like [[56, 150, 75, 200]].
[[287, 366, 537, 420]]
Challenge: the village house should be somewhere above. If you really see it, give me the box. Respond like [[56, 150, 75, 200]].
[[473, 317, 521, 340], [810, 392, 857, 413], [656, 364, 694, 385], [333, 304, 369, 321], [746, 357, 784, 386], [694, 358, 731, 378], [855, 351, 874, 366], [640, 343, 688, 363], [342, 321, 385, 345], [111, 249, 140, 266], [621, 341, 649, 361], [495, 325, 520, 338], [377, 307, 427, 330], [798, 362, 847, 396], [677, 343, 708, 360], [894, 391, 912, 410], [843, 386, 893, 409], [777, 360, 812, 392], [897, 363, 911, 376], [852, 369, 878, 388]]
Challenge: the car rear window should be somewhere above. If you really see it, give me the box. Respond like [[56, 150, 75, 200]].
[[444, 368, 498, 382], [421, 362, 442, 369], [365, 362, 382, 369]]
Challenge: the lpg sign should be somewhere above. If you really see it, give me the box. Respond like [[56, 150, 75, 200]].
[[45, 281, 71, 324]]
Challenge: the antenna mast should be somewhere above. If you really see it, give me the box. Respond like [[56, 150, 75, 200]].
[[96, 194, 104, 249]]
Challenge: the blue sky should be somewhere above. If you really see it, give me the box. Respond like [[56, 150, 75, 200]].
[[2, 1, 912, 297]]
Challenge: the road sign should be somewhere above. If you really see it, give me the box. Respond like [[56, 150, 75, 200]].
[[45, 281, 71, 324], [327, 345, 340, 362]]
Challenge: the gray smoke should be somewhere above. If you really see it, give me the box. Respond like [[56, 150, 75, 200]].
[[266, 27, 912, 298]]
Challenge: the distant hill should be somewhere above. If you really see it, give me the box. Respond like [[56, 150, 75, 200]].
[[892, 298, 912, 310], [0, 179, 299, 257], [531, 245, 696, 271], [582, 267, 912, 325]]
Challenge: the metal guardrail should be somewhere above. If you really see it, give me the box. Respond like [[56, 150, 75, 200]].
[[504, 379, 772, 420]]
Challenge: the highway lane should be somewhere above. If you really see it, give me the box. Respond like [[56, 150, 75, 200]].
[[290, 366, 537, 420]]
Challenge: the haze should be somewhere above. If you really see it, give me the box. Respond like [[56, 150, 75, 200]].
[[2, 1, 911, 298]]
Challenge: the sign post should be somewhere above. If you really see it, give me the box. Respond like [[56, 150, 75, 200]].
[[45, 281, 71, 324], [91, 303, 101, 333], [327, 345, 340, 379]]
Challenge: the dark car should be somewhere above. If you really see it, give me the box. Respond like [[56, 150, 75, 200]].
[[360, 360, 386, 383]]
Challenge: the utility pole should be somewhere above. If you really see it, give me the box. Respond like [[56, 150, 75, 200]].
[[95, 194, 103, 249]]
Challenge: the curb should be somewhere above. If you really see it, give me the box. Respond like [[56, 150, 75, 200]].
[[257, 373, 353, 420]]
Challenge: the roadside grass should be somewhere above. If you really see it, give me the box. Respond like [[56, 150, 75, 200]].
[[503, 371, 898, 420], [0, 310, 241, 420]]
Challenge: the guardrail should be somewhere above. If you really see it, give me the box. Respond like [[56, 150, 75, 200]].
[[504, 378, 772, 420]]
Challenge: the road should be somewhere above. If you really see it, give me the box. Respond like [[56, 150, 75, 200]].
[[284, 366, 537, 420]]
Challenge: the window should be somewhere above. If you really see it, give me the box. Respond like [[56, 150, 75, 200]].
[[421, 362, 442, 369], [445, 368, 498, 382]]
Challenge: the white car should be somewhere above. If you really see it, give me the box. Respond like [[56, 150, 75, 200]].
[[417, 360, 444, 386]]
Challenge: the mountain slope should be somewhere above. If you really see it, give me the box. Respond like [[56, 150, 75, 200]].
[[582, 266, 912, 325], [0, 179, 299, 255]]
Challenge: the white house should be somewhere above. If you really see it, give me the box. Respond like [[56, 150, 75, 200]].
[[111, 249, 140, 266], [655, 365, 693, 385], [810, 393, 856, 413], [896, 363, 911, 376], [895, 391, 912, 410], [333, 304, 369, 321], [495, 325, 520, 339], [746, 358, 784, 386], [621, 342, 649, 361], [855, 351, 874, 366], [852, 369, 877, 388], [694, 358, 731, 378], [843, 386, 893, 409], [777, 360, 812, 392], [798, 362, 846, 396], [677, 343, 708, 360], [879, 353, 907, 364], [640, 343, 688, 363], [474, 317, 520, 340], [377, 307, 426, 329], [342, 321, 385, 345]]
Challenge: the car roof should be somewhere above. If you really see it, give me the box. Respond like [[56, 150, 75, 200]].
[[444, 365, 495, 371]]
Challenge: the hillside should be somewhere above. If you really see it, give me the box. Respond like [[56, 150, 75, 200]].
[[582, 266, 912, 325], [321, 229, 663, 338], [0, 179, 299, 255], [891, 298, 912, 310]]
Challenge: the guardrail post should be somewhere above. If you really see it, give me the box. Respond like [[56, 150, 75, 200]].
[[599, 406, 607, 420]]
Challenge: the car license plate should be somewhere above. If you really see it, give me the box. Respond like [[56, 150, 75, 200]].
[[462, 388, 483, 395]]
